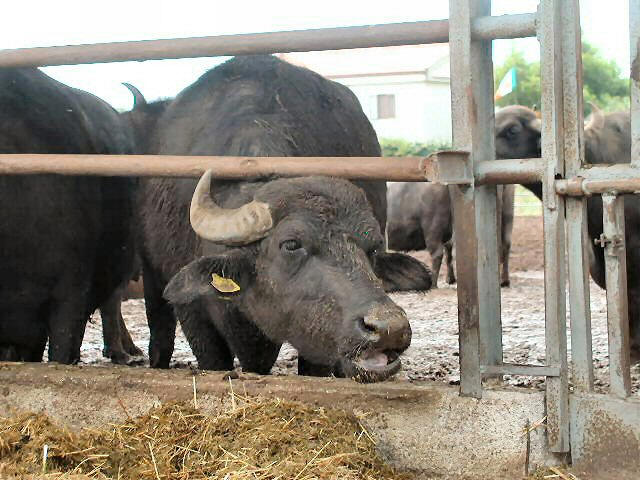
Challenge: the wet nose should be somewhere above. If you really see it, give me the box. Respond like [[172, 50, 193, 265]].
[[360, 300, 412, 351]]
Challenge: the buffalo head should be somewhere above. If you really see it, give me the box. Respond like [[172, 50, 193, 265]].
[[495, 105, 541, 160], [120, 83, 170, 153], [584, 103, 631, 165], [164, 172, 431, 382], [495, 105, 542, 199]]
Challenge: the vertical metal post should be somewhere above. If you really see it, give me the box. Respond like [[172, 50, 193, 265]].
[[631, 0, 640, 165], [449, 0, 502, 399], [538, 0, 570, 452], [601, 193, 632, 398], [562, 0, 594, 392]]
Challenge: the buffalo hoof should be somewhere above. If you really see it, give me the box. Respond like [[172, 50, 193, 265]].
[[500, 279, 511, 288], [104, 348, 146, 366], [447, 276, 457, 285]]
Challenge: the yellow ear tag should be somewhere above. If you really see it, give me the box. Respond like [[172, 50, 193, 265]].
[[211, 273, 241, 293]]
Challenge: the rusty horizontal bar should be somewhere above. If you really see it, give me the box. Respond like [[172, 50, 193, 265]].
[[474, 158, 543, 185], [578, 163, 640, 181], [480, 363, 561, 377], [0, 152, 472, 183], [472, 13, 537, 40], [556, 177, 640, 196], [0, 14, 536, 68]]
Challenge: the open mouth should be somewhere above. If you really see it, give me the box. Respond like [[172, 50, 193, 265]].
[[344, 348, 402, 383]]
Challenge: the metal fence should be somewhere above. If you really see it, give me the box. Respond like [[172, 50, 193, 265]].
[[1, 0, 638, 460]]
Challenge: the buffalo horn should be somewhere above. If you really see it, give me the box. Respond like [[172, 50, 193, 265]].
[[586, 102, 604, 131], [189, 169, 273, 245], [122, 82, 147, 108]]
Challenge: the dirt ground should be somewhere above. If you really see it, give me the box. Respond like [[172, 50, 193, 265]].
[[75, 216, 639, 395]]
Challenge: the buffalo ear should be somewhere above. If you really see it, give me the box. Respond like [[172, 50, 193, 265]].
[[163, 251, 255, 305], [374, 252, 432, 293]]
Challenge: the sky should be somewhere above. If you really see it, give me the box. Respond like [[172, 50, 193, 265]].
[[0, 0, 631, 111]]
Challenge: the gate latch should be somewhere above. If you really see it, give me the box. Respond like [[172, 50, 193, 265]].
[[594, 233, 623, 250]]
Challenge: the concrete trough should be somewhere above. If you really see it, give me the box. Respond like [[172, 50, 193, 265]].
[[0, 362, 549, 479], [2, 363, 639, 479]]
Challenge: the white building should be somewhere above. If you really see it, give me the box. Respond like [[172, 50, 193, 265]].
[[278, 44, 452, 144]]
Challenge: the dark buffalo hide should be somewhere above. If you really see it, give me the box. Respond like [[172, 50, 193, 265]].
[[138, 55, 432, 381], [386, 181, 515, 288], [0, 68, 136, 364]]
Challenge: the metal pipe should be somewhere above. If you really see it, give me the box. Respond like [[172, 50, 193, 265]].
[[481, 363, 560, 377], [0, 152, 472, 183], [474, 158, 543, 185], [578, 163, 640, 181], [556, 177, 640, 196], [0, 14, 536, 68], [472, 13, 537, 40], [630, 0, 640, 166]]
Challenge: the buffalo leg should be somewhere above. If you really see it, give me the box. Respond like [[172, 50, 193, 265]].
[[444, 239, 456, 284], [629, 289, 640, 363], [143, 264, 176, 368], [118, 314, 143, 357], [47, 290, 89, 364], [426, 244, 444, 288], [500, 185, 515, 288], [176, 301, 234, 371], [298, 357, 334, 377], [99, 283, 144, 365], [225, 311, 281, 375]]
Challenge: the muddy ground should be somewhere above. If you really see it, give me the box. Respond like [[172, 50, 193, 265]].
[[76, 216, 639, 395]]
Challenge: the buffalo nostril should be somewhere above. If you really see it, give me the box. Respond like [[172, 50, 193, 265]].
[[357, 317, 380, 339], [362, 315, 386, 331]]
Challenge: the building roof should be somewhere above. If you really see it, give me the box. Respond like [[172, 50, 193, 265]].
[[277, 43, 450, 79]]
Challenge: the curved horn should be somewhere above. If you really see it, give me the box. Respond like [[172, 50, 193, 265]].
[[189, 170, 273, 245], [586, 102, 604, 131], [122, 82, 147, 108]]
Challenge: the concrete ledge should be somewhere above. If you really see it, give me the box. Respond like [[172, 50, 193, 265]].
[[570, 392, 640, 480], [0, 362, 547, 479]]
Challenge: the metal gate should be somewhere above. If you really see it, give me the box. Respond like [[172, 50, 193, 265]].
[[0, 0, 638, 463]]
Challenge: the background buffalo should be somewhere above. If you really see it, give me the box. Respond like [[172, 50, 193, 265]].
[[0, 68, 137, 364]]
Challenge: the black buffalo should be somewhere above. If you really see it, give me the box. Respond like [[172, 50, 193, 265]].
[[387, 181, 515, 287], [96, 82, 173, 365], [498, 104, 639, 360], [120, 83, 170, 154], [387, 182, 456, 287], [138, 55, 432, 382], [0, 68, 136, 363]]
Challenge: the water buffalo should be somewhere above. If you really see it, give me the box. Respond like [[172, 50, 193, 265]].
[[0, 68, 136, 364], [498, 104, 639, 360], [120, 83, 170, 153], [96, 83, 172, 366], [138, 55, 432, 382], [386, 181, 515, 288], [387, 182, 456, 287]]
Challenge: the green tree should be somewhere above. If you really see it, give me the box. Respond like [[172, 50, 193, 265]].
[[494, 50, 541, 109], [380, 139, 452, 157], [494, 42, 630, 114]]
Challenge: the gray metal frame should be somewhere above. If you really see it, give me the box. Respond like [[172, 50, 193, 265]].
[[1, 0, 638, 460]]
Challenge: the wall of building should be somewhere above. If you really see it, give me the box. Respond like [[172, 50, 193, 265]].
[[334, 74, 452, 144]]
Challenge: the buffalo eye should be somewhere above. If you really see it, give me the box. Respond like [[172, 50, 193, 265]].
[[505, 124, 520, 139], [280, 239, 302, 252]]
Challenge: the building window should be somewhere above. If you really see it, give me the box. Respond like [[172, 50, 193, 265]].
[[376, 94, 396, 119]]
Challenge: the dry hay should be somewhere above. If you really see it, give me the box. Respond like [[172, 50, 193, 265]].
[[0, 394, 411, 480]]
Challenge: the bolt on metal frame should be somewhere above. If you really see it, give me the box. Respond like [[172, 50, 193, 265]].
[[0, 0, 638, 456]]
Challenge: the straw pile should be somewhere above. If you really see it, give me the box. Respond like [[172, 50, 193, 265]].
[[0, 394, 411, 480]]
